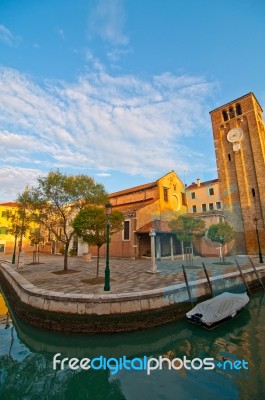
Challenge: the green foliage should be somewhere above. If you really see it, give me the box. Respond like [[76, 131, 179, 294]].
[[73, 206, 124, 247], [69, 248, 77, 256], [59, 247, 65, 255], [169, 215, 206, 244], [5, 206, 31, 239], [207, 222, 236, 245], [73, 206, 124, 277], [17, 170, 108, 270]]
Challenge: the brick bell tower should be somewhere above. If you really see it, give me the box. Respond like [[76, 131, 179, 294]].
[[210, 93, 265, 255]]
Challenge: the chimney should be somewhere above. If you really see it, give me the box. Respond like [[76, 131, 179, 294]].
[[197, 178, 201, 187]]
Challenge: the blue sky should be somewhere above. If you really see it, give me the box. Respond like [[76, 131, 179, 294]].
[[0, 0, 265, 201]]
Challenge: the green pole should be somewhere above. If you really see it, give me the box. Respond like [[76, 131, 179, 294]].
[[104, 217, 110, 291]]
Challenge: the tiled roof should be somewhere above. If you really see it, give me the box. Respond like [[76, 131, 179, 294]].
[[0, 202, 18, 207], [186, 178, 219, 190], [209, 92, 263, 113], [137, 220, 172, 233], [109, 181, 157, 197]]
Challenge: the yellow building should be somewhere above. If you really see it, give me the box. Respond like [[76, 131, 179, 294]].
[[0, 202, 38, 255], [186, 178, 229, 257]]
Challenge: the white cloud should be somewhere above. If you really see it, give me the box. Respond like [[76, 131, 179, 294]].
[[95, 172, 111, 177], [88, 0, 129, 46], [0, 166, 42, 202], [0, 64, 216, 200], [0, 24, 19, 46]]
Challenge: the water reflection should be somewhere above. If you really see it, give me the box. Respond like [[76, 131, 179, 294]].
[[0, 288, 265, 400]]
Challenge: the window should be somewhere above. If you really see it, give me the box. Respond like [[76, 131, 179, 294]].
[[181, 192, 187, 206], [228, 154, 231, 161], [0, 227, 7, 234], [229, 107, 235, 119], [202, 204, 207, 212], [209, 203, 214, 210], [163, 187, 169, 202], [216, 201, 221, 209], [192, 205, 197, 213], [236, 103, 242, 116], [252, 188, 256, 197], [222, 110, 229, 121], [0, 244, 5, 253], [209, 188, 214, 195], [123, 220, 130, 241], [191, 192, 195, 199]]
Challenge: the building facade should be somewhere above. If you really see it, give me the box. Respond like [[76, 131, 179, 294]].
[[185, 178, 230, 256], [90, 172, 229, 259], [0, 202, 37, 255], [210, 93, 265, 255], [90, 171, 187, 259]]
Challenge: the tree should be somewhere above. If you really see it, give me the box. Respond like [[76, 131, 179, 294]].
[[73, 206, 124, 277], [169, 215, 206, 245], [17, 170, 108, 271], [207, 222, 236, 261], [6, 201, 31, 264]]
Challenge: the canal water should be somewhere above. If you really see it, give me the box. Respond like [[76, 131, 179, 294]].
[[0, 287, 264, 400]]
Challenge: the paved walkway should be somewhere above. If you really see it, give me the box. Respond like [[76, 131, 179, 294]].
[[0, 253, 263, 295]]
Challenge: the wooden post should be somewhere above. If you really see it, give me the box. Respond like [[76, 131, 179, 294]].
[[248, 256, 265, 291], [182, 264, 193, 306], [202, 262, 213, 297], [234, 258, 251, 295]]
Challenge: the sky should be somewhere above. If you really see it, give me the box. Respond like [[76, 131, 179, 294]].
[[0, 0, 265, 201]]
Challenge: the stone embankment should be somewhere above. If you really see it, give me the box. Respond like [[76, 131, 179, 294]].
[[0, 257, 264, 333]]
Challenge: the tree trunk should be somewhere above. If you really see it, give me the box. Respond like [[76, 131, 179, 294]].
[[64, 242, 70, 270], [96, 246, 100, 278]]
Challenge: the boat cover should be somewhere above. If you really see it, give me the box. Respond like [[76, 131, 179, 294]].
[[186, 292, 249, 326]]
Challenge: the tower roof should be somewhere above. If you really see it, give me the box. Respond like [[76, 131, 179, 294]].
[[209, 92, 263, 114]]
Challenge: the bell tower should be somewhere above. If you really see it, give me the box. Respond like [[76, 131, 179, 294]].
[[210, 93, 265, 255]]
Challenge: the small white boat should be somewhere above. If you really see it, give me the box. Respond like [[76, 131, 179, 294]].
[[186, 292, 249, 330]]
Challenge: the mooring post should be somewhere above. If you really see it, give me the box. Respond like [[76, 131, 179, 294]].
[[234, 258, 251, 295], [202, 262, 213, 297], [248, 256, 265, 292], [182, 264, 193, 306]]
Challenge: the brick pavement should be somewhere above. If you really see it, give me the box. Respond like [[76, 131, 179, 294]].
[[0, 253, 261, 295]]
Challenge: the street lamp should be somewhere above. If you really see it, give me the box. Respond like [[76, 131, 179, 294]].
[[253, 218, 263, 263], [104, 203, 112, 291]]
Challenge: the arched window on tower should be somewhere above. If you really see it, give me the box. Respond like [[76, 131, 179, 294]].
[[229, 107, 235, 119], [222, 110, 229, 121], [236, 103, 242, 116]]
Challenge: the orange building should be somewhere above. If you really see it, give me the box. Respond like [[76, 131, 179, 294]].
[[89, 171, 230, 259], [90, 171, 187, 259]]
